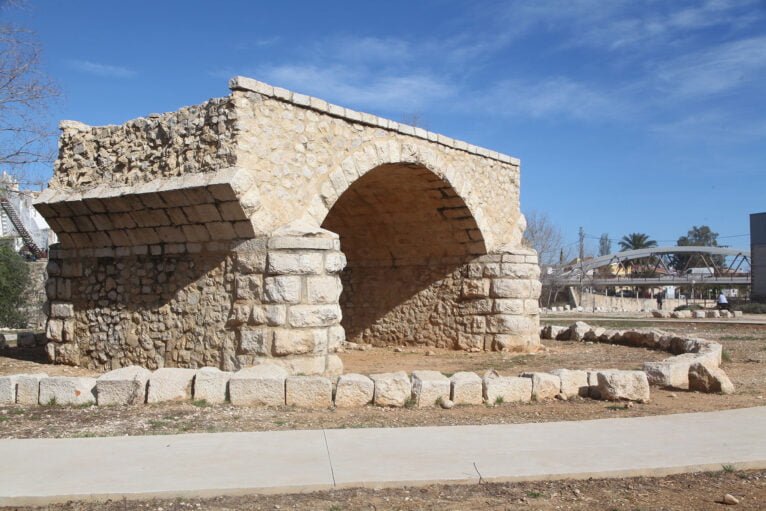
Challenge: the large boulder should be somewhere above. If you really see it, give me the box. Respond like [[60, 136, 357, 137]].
[[449, 371, 483, 405], [334, 373, 374, 408], [146, 368, 195, 403], [562, 321, 591, 341], [541, 325, 568, 340], [550, 369, 589, 398], [96, 366, 151, 405], [482, 370, 532, 404], [411, 371, 450, 407], [39, 377, 96, 406], [193, 367, 231, 404], [520, 372, 561, 401], [286, 376, 332, 408], [688, 362, 735, 394], [370, 371, 411, 407], [596, 370, 650, 403], [642, 360, 690, 389], [229, 364, 288, 406]]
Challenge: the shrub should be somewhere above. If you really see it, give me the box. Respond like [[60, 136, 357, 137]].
[[738, 302, 766, 314], [674, 304, 703, 312], [0, 243, 30, 328]]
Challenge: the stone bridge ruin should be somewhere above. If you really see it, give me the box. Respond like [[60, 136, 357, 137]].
[[34, 76, 541, 374]]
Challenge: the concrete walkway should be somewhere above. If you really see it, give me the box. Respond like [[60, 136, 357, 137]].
[[2, 406, 766, 505]]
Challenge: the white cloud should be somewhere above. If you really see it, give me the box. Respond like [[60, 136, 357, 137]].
[[651, 109, 766, 143], [68, 59, 135, 78]]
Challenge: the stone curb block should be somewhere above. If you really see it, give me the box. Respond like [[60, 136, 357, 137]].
[[39, 376, 96, 406], [146, 368, 195, 403], [96, 366, 151, 405]]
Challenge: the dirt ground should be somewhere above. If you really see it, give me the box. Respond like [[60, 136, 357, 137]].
[[7, 469, 766, 510], [1, 319, 765, 440]]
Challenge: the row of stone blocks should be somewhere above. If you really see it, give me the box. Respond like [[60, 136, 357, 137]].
[[542, 322, 734, 394], [0, 365, 653, 408], [652, 309, 742, 319]]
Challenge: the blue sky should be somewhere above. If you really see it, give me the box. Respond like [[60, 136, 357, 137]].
[[7, 0, 765, 253]]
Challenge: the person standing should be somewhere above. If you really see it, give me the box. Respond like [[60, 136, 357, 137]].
[[656, 291, 664, 310]]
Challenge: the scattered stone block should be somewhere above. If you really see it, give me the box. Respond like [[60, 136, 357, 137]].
[[705, 310, 720, 318], [587, 371, 601, 399], [520, 372, 561, 401], [642, 360, 690, 389], [411, 370, 450, 407], [449, 371, 483, 405], [16, 373, 47, 405], [540, 325, 568, 340], [692, 310, 706, 319], [566, 321, 591, 341], [96, 366, 151, 405], [286, 376, 332, 408], [334, 373, 374, 407], [733, 310, 743, 318], [229, 364, 287, 406], [596, 370, 650, 403], [39, 377, 96, 405], [719, 310, 731, 318], [370, 371, 411, 407], [193, 367, 231, 404], [583, 327, 606, 341], [146, 368, 195, 403], [482, 370, 532, 403], [689, 362, 735, 394], [673, 310, 693, 319], [0, 375, 17, 405], [550, 369, 589, 398]]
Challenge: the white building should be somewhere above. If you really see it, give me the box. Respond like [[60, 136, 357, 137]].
[[0, 172, 56, 256]]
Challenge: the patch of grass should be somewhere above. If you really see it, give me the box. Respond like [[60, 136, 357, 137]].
[[273, 420, 287, 426], [722, 350, 733, 363], [191, 399, 210, 408], [606, 404, 629, 411], [722, 464, 736, 473], [0, 415, 8, 422], [329, 505, 343, 511], [74, 402, 95, 409], [43, 397, 57, 407], [148, 419, 168, 429], [404, 396, 416, 409], [73, 431, 97, 438], [494, 396, 504, 406], [526, 491, 543, 498]]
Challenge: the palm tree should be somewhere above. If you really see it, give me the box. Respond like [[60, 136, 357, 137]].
[[618, 233, 657, 252]]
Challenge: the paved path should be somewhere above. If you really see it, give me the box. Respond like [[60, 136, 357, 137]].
[[2, 407, 766, 505], [541, 315, 766, 325]]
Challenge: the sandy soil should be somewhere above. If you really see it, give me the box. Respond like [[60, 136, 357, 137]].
[[9, 469, 766, 510]]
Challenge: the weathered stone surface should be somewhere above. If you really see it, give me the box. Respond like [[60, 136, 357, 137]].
[[286, 376, 332, 408], [642, 360, 690, 389], [671, 310, 693, 319], [334, 373, 374, 408], [96, 366, 151, 405], [370, 371, 411, 407], [482, 370, 532, 403], [688, 362, 735, 394], [193, 367, 231, 404], [520, 372, 561, 401], [566, 321, 591, 342], [705, 310, 720, 318], [411, 370, 450, 407], [16, 373, 47, 405], [550, 369, 589, 398], [146, 368, 195, 403], [39, 377, 96, 405], [596, 370, 650, 403], [587, 371, 602, 399], [540, 325, 568, 340], [692, 310, 706, 319], [0, 375, 17, 405], [449, 371, 483, 405], [229, 364, 287, 406]]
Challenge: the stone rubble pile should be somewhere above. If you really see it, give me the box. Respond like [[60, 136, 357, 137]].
[[541, 322, 734, 394]]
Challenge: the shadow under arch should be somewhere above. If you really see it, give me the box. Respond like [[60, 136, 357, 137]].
[[321, 163, 487, 347]]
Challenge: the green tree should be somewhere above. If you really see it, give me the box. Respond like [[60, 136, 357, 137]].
[[618, 233, 657, 251], [0, 242, 29, 327], [598, 233, 612, 256], [671, 225, 724, 270]]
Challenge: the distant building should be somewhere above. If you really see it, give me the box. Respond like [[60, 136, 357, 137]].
[[751, 212, 766, 301], [0, 172, 56, 257]]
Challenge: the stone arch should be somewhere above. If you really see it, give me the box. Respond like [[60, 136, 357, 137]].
[[303, 139, 496, 252], [319, 160, 487, 348]]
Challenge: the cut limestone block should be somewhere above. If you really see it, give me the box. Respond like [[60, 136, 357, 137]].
[[39, 377, 96, 405], [550, 369, 589, 398], [0, 375, 17, 405], [229, 364, 287, 406], [566, 321, 591, 341], [733, 310, 743, 317], [449, 371, 483, 405], [370, 371, 411, 407], [286, 376, 332, 408], [719, 310, 731, 318], [482, 370, 532, 404], [96, 366, 151, 405], [596, 370, 650, 403], [540, 325, 568, 340], [689, 362, 735, 394], [520, 372, 560, 401], [642, 360, 690, 389], [16, 373, 47, 405], [193, 367, 231, 404], [146, 368, 195, 403], [692, 310, 706, 319], [411, 370, 450, 407], [334, 373, 374, 408], [705, 310, 720, 318]]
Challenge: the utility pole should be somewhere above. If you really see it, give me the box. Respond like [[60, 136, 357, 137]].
[[578, 227, 585, 262], [578, 226, 585, 312]]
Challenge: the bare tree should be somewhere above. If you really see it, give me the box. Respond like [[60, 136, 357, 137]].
[[0, 8, 59, 177], [522, 210, 571, 266]]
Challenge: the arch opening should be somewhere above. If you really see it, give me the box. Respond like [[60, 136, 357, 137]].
[[321, 163, 487, 348]]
